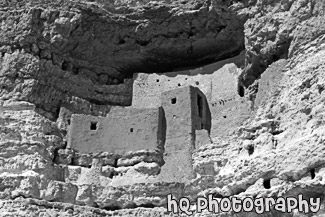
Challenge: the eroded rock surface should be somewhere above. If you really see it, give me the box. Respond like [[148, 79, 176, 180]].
[[2, 0, 325, 216], [0, 0, 245, 119]]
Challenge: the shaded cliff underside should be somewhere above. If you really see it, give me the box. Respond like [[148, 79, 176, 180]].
[[2, 0, 325, 216], [0, 0, 246, 119]]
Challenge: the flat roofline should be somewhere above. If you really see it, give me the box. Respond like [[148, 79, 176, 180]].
[[161, 85, 204, 96]]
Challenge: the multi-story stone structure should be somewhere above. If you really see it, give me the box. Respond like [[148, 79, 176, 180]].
[[68, 85, 210, 182]]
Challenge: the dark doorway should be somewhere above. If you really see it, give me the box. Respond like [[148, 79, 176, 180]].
[[238, 84, 245, 97], [310, 168, 316, 179], [197, 94, 203, 118]]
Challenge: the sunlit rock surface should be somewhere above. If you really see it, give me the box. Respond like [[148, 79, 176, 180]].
[[1, 0, 325, 216]]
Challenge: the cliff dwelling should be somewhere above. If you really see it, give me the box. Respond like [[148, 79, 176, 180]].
[[2, 1, 325, 215], [61, 50, 255, 186], [45, 49, 256, 210], [63, 51, 255, 186], [68, 85, 211, 182]]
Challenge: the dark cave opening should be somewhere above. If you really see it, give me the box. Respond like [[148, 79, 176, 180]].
[[248, 146, 254, 156], [102, 205, 121, 211], [263, 179, 271, 189], [238, 84, 245, 97], [120, 48, 245, 79], [310, 168, 316, 179], [212, 193, 224, 198], [102, 203, 157, 211], [62, 61, 69, 71], [113, 158, 118, 168], [138, 203, 155, 208]]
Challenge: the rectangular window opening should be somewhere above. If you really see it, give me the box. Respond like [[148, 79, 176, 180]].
[[171, 97, 177, 104], [90, 121, 98, 130]]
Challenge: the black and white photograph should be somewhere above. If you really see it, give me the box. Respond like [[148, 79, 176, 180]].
[[0, 0, 324, 216]]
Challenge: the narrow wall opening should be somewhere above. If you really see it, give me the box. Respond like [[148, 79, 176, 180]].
[[197, 94, 203, 118], [310, 168, 316, 179], [238, 83, 245, 97]]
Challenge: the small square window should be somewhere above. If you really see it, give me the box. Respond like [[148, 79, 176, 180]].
[[90, 121, 98, 130], [130, 128, 133, 132], [171, 98, 177, 104]]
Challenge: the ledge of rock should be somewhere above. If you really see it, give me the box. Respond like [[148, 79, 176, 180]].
[[2, 0, 325, 217], [0, 0, 245, 117]]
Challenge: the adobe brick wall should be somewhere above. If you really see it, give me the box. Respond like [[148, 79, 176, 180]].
[[132, 51, 244, 109], [132, 62, 252, 139], [132, 71, 213, 109], [67, 107, 164, 155], [158, 86, 210, 182]]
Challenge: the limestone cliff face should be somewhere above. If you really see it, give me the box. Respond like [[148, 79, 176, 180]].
[[1, 0, 325, 216], [0, 0, 244, 119]]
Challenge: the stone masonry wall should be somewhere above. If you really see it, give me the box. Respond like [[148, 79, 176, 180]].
[[158, 86, 209, 182], [67, 107, 164, 155], [132, 51, 245, 109], [132, 60, 252, 138]]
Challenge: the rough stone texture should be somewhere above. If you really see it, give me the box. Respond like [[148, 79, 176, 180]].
[[3, 0, 325, 216], [239, 0, 325, 87], [195, 129, 212, 149], [254, 59, 287, 110], [0, 0, 245, 118]]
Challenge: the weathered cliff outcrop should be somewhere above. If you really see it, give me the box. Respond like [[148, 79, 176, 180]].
[[240, 0, 325, 87], [0, 0, 244, 119], [2, 0, 325, 216]]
